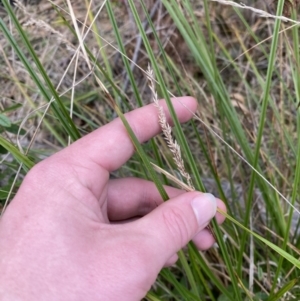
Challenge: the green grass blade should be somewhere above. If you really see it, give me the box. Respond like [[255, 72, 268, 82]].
[[0, 0, 80, 141], [268, 277, 299, 301], [127, 1, 203, 295], [159, 268, 199, 300], [177, 250, 200, 297], [105, 1, 144, 108], [113, 101, 168, 201], [145, 291, 162, 301], [189, 243, 234, 299], [0, 136, 34, 170], [222, 210, 300, 269]]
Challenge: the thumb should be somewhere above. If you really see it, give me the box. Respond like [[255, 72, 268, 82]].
[[137, 192, 217, 266]]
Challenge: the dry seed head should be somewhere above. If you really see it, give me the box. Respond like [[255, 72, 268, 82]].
[[146, 65, 195, 190]]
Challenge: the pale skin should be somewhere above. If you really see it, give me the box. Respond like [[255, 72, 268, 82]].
[[0, 97, 226, 301]]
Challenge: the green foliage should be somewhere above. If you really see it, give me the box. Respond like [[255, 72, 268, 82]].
[[0, 113, 11, 127], [1, 0, 300, 299]]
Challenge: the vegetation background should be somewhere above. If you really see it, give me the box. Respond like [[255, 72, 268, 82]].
[[1, 0, 300, 300]]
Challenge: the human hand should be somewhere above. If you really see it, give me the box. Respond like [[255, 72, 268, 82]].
[[0, 97, 226, 301]]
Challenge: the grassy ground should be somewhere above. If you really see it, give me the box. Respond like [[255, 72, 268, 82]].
[[1, 0, 300, 300]]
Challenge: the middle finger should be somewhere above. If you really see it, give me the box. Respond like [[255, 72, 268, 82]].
[[107, 178, 185, 221]]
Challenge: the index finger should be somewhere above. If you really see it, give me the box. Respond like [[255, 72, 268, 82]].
[[66, 97, 197, 171]]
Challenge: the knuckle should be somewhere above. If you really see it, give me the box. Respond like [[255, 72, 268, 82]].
[[162, 207, 191, 248], [23, 158, 64, 190]]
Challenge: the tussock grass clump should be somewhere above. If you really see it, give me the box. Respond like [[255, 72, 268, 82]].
[[1, 0, 300, 299]]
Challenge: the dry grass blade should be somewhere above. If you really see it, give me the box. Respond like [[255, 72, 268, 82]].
[[210, 0, 300, 23], [151, 162, 193, 192]]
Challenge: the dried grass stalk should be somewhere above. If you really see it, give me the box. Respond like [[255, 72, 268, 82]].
[[146, 65, 195, 190]]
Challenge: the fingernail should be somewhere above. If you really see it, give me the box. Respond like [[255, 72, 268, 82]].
[[191, 193, 217, 228]]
